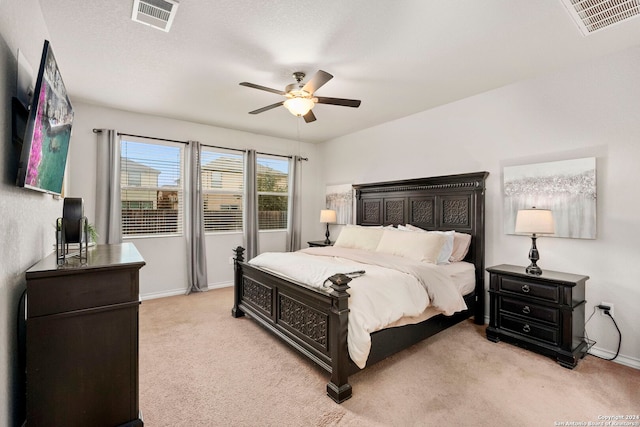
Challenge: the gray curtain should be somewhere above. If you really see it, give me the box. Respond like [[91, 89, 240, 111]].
[[243, 149, 259, 260], [186, 140, 208, 294], [286, 156, 302, 252], [95, 129, 122, 244]]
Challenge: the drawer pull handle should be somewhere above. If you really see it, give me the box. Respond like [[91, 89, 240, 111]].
[[523, 324, 531, 333], [522, 306, 531, 314], [521, 284, 530, 293]]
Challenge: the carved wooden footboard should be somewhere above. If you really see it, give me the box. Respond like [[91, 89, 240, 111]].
[[231, 171, 489, 403], [231, 247, 354, 402]]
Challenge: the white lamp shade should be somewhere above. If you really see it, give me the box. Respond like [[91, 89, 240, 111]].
[[515, 208, 555, 234], [284, 97, 315, 116], [320, 209, 337, 223]]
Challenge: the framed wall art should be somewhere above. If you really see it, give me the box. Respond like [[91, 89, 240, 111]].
[[325, 184, 353, 225], [503, 157, 596, 239]]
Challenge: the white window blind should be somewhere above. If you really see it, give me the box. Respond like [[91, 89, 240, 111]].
[[257, 155, 289, 230], [201, 148, 244, 232], [120, 138, 184, 237]]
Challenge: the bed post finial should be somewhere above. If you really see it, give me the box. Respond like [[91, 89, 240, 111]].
[[233, 246, 245, 262], [231, 246, 246, 318], [327, 274, 352, 403]]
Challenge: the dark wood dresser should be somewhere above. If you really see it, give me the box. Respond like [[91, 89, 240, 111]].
[[486, 264, 588, 368], [25, 243, 145, 426]]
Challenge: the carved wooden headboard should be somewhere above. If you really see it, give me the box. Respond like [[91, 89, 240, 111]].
[[353, 171, 489, 322]]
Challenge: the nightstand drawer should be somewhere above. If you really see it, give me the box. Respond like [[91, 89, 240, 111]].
[[500, 296, 559, 324], [500, 314, 559, 345], [499, 277, 559, 303]]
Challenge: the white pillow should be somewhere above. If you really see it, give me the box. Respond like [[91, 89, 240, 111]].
[[427, 230, 455, 265], [398, 224, 454, 265], [403, 223, 424, 232], [450, 232, 472, 262], [334, 225, 384, 251], [375, 229, 445, 264]]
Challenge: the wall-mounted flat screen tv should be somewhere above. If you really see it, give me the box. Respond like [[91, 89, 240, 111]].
[[16, 40, 74, 196]]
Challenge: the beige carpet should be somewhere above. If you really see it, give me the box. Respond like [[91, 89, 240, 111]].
[[139, 287, 639, 427]]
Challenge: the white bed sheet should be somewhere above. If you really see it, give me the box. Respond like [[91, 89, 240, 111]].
[[436, 261, 476, 295], [386, 261, 475, 328]]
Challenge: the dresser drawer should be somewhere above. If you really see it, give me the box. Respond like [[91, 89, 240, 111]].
[[27, 269, 138, 317], [499, 276, 559, 303], [500, 296, 559, 325], [500, 314, 559, 346]]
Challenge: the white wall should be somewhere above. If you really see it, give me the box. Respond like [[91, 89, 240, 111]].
[[68, 102, 323, 298], [320, 47, 640, 368], [0, 1, 56, 426]]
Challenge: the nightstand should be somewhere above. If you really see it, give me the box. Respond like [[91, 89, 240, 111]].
[[307, 240, 334, 247], [486, 264, 588, 369]]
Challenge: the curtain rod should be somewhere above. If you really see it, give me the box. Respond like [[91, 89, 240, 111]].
[[93, 129, 308, 161], [256, 151, 308, 161], [93, 129, 188, 145]]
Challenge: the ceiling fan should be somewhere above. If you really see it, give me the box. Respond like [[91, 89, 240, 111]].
[[239, 70, 361, 123]]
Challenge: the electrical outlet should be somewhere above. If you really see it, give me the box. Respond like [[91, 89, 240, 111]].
[[600, 301, 614, 317]]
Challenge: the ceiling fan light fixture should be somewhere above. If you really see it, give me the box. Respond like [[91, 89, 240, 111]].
[[283, 97, 315, 117], [240, 69, 360, 122]]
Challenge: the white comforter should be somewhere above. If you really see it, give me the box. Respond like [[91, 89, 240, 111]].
[[248, 247, 467, 369]]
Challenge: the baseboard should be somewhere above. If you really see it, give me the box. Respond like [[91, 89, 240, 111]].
[[207, 281, 233, 290], [140, 288, 187, 300], [140, 281, 233, 301], [588, 346, 640, 370]]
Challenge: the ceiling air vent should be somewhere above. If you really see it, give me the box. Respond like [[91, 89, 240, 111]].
[[132, 0, 179, 32], [560, 0, 640, 35]]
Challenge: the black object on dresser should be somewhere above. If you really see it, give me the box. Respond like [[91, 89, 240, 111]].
[[307, 240, 334, 247], [486, 264, 588, 369], [25, 243, 145, 427]]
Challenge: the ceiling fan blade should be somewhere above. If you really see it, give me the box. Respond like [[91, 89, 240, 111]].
[[248, 101, 284, 114], [240, 82, 286, 96], [303, 110, 316, 123], [315, 97, 361, 108], [302, 70, 333, 94]]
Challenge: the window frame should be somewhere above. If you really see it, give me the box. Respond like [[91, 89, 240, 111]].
[[256, 154, 289, 231], [200, 147, 244, 234], [120, 136, 185, 239]]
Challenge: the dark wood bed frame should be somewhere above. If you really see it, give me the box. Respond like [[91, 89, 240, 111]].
[[232, 171, 489, 403]]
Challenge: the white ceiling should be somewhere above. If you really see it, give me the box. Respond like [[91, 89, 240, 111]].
[[38, 0, 640, 143]]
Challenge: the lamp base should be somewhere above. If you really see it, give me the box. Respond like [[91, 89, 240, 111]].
[[525, 234, 542, 275], [525, 263, 542, 276], [324, 223, 331, 245]]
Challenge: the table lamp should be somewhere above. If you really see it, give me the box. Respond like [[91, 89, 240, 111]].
[[320, 209, 337, 244], [514, 207, 555, 275]]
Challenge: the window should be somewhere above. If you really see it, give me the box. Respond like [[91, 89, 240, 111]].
[[198, 150, 291, 232], [257, 155, 289, 230], [120, 138, 184, 237], [201, 148, 243, 232]]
